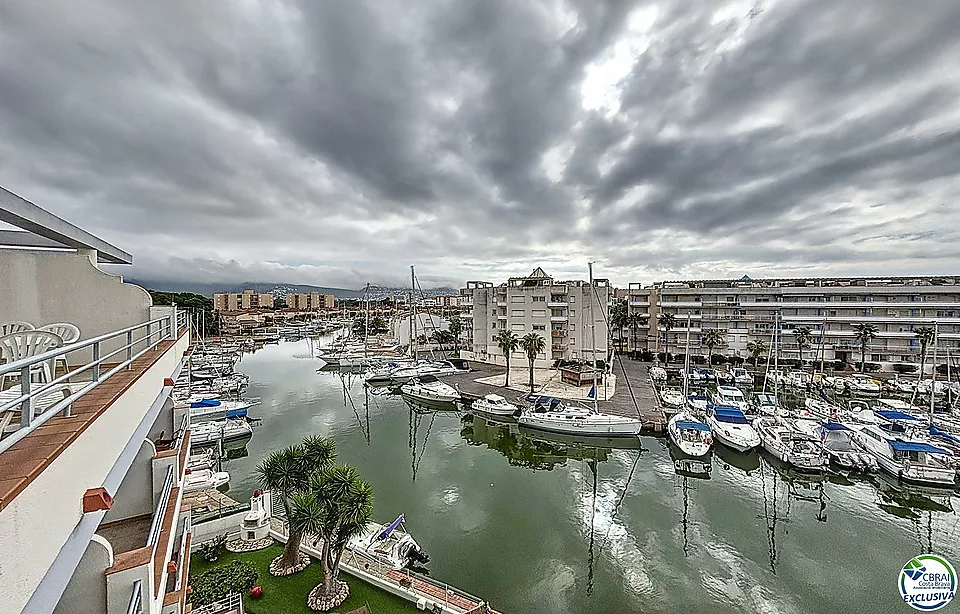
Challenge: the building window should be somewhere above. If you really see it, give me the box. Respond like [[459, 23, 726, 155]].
[[533, 324, 546, 331], [532, 296, 546, 302], [569, 296, 576, 303], [511, 310, 525, 317], [570, 339, 576, 345], [511, 296, 525, 303], [570, 323, 576, 331], [570, 309, 576, 316], [726, 296, 735, 302], [531, 309, 546, 317], [510, 323, 525, 331]]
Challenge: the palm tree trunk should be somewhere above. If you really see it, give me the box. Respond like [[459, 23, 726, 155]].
[[504, 354, 510, 386], [529, 358, 535, 393], [320, 539, 335, 596], [280, 497, 302, 567], [860, 344, 866, 373]]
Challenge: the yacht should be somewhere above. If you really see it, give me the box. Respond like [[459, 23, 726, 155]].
[[189, 419, 254, 447], [180, 397, 258, 421], [667, 411, 713, 457], [850, 425, 957, 486], [750, 392, 781, 417], [686, 393, 709, 412], [399, 375, 460, 404], [804, 396, 840, 421], [842, 374, 882, 394], [659, 386, 686, 413], [710, 386, 750, 415], [793, 421, 876, 472], [348, 515, 430, 571], [705, 404, 760, 452], [470, 394, 519, 418], [754, 417, 828, 471], [732, 368, 755, 386], [365, 359, 469, 384], [519, 398, 642, 437], [183, 468, 230, 493], [650, 366, 668, 382]]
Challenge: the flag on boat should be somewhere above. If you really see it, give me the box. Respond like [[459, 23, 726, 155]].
[[588, 384, 597, 399]]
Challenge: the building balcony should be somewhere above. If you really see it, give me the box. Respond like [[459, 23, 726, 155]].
[[661, 301, 703, 308], [496, 301, 508, 308], [497, 314, 507, 319], [552, 345, 567, 352], [551, 330, 567, 337], [739, 301, 960, 309], [630, 300, 650, 306], [550, 315, 568, 322], [462, 311, 473, 318]]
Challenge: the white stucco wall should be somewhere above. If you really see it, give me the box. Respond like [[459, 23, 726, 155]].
[[393, 314, 448, 346], [0, 333, 188, 614], [0, 249, 151, 345], [103, 440, 156, 525], [53, 535, 112, 614]]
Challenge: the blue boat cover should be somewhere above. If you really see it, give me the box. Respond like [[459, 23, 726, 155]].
[[822, 422, 849, 431], [712, 405, 748, 424], [876, 409, 920, 422], [675, 420, 711, 431], [225, 408, 247, 419], [930, 426, 960, 446], [889, 440, 950, 455], [191, 399, 221, 408], [377, 514, 405, 540]]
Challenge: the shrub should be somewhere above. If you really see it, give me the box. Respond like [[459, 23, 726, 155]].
[[709, 354, 728, 365], [864, 362, 882, 372], [892, 363, 919, 375], [833, 360, 847, 372], [190, 560, 260, 607], [198, 534, 227, 563], [780, 358, 801, 368]]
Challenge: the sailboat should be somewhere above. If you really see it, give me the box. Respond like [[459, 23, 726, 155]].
[[667, 314, 712, 457], [754, 416, 828, 471]]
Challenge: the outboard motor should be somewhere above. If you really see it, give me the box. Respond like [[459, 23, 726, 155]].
[[408, 546, 430, 565]]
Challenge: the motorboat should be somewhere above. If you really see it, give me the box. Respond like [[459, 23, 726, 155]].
[[365, 359, 469, 384], [399, 375, 460, 404], [750, 392, 781, 417], [710, 386, 750, 415], [715, 368, 734, 385], [850, 424, 957, 486], [519, 397, 642, 436], [180, 397, 258, 421], [804, 395, 841, 421], [659, 386, 686, 413], [754, 417, 828, 472], [793, 421, 876, 472], [683, 369, 709, 385], [470, 394, 519, 418], [705, 404, 760, 452], [668, 411, 713, 457], [348, 514, 430, 571], [190, 419, 254, 447], [686, 393, 709, 412], [732, 368, 754, 386], [784, 370, 812, 389], [841, 374, 882, 394], [650, 366, 668, 382], [183, 468, 230, 493], [187, 449, 216, 472]]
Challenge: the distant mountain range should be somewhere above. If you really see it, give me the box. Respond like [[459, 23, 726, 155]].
[[125, 279, 457, 300]]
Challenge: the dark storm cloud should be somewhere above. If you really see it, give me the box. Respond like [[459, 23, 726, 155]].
[[1, 0, 959, 289]]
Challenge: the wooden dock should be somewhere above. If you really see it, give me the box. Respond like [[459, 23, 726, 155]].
[[444, 359, 666, 433]]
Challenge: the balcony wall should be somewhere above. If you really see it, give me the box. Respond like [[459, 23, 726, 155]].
[[0, 249, 151, 342]]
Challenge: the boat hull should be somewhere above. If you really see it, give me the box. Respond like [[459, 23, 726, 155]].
[[518, 414, 642, 437]]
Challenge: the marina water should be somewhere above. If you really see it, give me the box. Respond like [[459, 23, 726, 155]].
[[222, 339, 959, 613]]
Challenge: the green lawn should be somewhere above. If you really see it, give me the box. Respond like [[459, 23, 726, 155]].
[[189, 544, 421, 614]]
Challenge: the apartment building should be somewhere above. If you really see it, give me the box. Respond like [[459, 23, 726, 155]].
[[421, 295, 463, 308], [285, 292, 335, 310], [625, 275, 960, 370], [212, 289, 274, 311], [460, 267, 610, 368], [0, 188, 192, 614]]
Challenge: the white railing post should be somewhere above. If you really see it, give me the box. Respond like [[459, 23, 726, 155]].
[[126, 331, 133, 369], [20, 367, 32, 428], [171, 305, 177, 339], [146, 321, 152, 349], [92, 341, 100, 381]]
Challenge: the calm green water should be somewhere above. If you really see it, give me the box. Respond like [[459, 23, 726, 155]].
[[221, 340, 960, 614]]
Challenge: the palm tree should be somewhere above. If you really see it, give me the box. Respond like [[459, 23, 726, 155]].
[[369, 315, 387, 334], [851, 322, 879, 373], [701, 329, 726, 365], [448, 315, 462, 353], [627, 313, 644, 355], [610, 300, 629, 352], [658, 313, 678, 362], [746, 339, 768, 367], [494, 329, 520, 386], [914, 325, 936, 376], [431, 329, 447, 350], [791, 325, 813, 371], [289, 465, 374, 610], [520, 333, 546, 393], [256, 436, 336, 575]]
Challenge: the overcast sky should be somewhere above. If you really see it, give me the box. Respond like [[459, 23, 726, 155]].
[[2, 1, 959, 289]]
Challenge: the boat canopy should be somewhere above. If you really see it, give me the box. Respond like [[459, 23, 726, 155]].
[[889, 440, 950, 455], [929, 426, 960, 446], [417, 374, 440, 383], [822, 422, 850, 431], [377, 514, 405, 540], [712, 405, 749, 424], [675, 420, 711, 431], [191, 399, 221, 408], [876, 409, 920, 422]]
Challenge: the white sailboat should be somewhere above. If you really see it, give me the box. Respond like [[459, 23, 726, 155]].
[[667, 411, 712, 457], [519, 403, 643, 436], [754, 416, 828, 471]]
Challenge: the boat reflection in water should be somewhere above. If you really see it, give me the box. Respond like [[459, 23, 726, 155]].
[[713, 441, 761, 475], [669, 446, 712, 557], [874, 473, 955, 554]]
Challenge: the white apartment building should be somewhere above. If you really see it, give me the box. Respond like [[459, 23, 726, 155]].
[[625, 275, 960, 370], [460, 267, 610, 368], [0, 187, 193, 614]]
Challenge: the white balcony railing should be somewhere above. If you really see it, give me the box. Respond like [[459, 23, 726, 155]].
[[0, 310, 184, 454], [126, 579, 143, 614]]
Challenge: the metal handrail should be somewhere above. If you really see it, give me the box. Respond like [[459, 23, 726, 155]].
[[172, 413, 189, 453], [0, 312, 178, 455], [147, 464, 175, 548], [126, 579, 143, 614]]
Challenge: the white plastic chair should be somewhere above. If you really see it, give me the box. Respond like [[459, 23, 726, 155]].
[[0, 384, 73, 438], [0, 331, 63, 391], [38, 323, 81, 377], [1, 321, 34, 336]]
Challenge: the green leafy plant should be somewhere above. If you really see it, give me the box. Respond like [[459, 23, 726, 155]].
[[190, 559, 259, 606], [198, 534, 227, 563]]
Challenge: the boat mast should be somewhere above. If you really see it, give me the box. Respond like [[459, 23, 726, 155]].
[[410, 265, 417, 360], [818, 316, 827, 377], [364, 282, 370, 358], [761, 316, 777, 394], [589, 262, 598, 412], [773, 312, 780, 405], [682, 314, 692, 402]]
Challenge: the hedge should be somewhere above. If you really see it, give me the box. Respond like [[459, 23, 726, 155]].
[[190, 560, 259, 606], [892, 363, 919, 374]]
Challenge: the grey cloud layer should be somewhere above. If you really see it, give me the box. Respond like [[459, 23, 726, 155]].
[[1, 0, 958, 289]]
